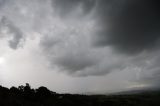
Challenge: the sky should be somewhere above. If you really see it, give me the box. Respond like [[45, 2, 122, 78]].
[[0, 0, 160, 94]]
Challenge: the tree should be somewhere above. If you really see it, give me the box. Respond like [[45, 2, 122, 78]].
[[10, 86, 19, 94], [24, 83, 31, 93], [36, 86, 52, 99], [18, 85, 24, 92]]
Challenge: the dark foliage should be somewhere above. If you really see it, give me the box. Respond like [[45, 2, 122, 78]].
[[0, 84, 160, 106]]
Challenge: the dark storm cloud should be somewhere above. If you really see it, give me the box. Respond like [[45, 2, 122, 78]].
[[51, 0, 160, 54], [0, 16, 24, 49], [39, 0, 160, 83], [46, 0, 160, 76], [94, 0, 160, 54]]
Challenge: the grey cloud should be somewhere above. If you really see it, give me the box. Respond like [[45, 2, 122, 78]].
[[40, 35, 61, 52], [52, 0, 96, 18], [52, 0, 160, 54], [94, 0, 160, 54], [42, 0, 160, 79], [140, 52, 160, 87], [75, 56, 128, 77], [0, 16, 24, 49], [40, 33, 129, 76], [55, 52, 97, 73], [1, 0, 156, 91], [0, 0, 6, 7], [0, 0, 159, 92], [40, 29, 100, 75], [121, 50, 160, 88]]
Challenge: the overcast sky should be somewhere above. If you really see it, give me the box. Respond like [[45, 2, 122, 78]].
[[0, 0, 160, 94]]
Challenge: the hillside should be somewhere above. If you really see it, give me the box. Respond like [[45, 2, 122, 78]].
[[0, 84, 160, 106]]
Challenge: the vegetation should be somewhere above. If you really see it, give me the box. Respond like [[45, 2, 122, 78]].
[[0, 83, 160, 106]]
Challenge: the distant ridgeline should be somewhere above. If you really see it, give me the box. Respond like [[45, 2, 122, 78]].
[[0, 83, 160, 106]]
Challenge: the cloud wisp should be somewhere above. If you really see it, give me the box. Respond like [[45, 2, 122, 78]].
[[0, 16, 24, 49]]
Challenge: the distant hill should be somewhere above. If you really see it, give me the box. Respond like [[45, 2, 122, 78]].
[[0, 83, 160, 106], [110, 88, 160, 95]]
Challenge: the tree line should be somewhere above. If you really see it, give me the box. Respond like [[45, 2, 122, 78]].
[[0, 83, 160, 106]]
